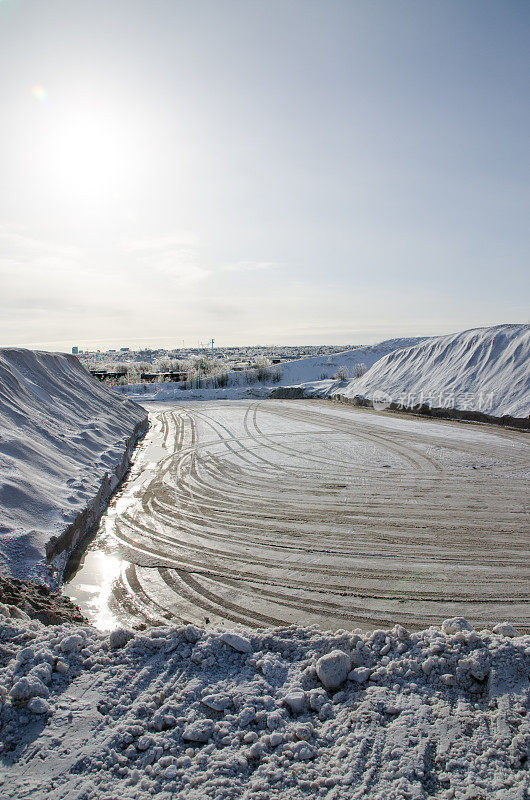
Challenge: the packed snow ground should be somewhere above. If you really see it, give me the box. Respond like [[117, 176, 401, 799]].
[[0, 349, 147, 582], [0, 613, 528, 800], [64, 400, 529, 634], [301, 325, 530, 419], [117, 338, 424, 403]]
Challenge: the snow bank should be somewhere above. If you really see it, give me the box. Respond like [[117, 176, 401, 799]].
[[305, 325, 530, 419], [117, 337, 424, 403], [261, 337, 425, 387], [0, 349, 147, 583], [0, 614, 528, 799]]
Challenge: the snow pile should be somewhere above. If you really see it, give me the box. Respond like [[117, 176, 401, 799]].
[[306, 325, 530, 419], [118, 337, 424, 403], [259, 337, 425, 387], [0, 349, 147, 582], [0, 615, 528, 799]]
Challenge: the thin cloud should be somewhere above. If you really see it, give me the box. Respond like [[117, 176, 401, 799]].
[[123, 232, 198, 252], [221, 261, 282, 273], [123, 235, 210, 286]]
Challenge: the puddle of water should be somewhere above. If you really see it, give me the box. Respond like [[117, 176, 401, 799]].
[[63, 412, 170, 630], [63, 549, 130, 631]]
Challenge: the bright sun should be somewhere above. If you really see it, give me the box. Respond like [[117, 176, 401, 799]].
[[44, 107, 135, 201]]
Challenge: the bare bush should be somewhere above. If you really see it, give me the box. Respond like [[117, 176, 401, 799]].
[[214, 371, 230, 388], [254, 356, 272, 382], [333, 365, 349, 381], [353, 362, 367, 379]]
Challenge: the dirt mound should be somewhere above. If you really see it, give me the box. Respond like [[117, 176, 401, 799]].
[[0, 574, 86, 626]]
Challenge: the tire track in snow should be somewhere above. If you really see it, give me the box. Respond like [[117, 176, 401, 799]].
[[68, 400, 530, 631]]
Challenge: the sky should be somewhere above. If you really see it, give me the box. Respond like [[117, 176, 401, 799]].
[[0, 0, 528, 351]]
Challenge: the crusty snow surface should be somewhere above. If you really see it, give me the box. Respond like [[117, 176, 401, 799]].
[[0, 349, 147, 582], [0, 614, 528, 800], [304, 325, 530, 419], [118, 337, 424, 403]]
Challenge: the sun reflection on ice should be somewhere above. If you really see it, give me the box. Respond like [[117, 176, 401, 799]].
[[65, 550, 128, 631]]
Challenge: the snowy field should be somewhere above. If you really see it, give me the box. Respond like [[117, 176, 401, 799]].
[[65, 400, 530, 634]]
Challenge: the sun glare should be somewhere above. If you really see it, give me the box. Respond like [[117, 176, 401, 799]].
[[31, 83, 47, 103], [44, 107, 136, 201]]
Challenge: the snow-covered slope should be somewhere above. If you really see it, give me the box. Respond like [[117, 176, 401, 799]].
[[305, 325, 530, 419], [119, 337, 425, 402], [0, 349, 147, 582], [268, 337, 425, 385]]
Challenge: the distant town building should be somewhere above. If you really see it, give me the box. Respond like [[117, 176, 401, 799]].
[[71, 346, 78, 355]]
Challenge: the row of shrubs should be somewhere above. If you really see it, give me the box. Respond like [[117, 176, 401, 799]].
[[320, 363, 367, 381]]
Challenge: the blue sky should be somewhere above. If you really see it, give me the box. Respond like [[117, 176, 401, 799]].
[[0, 0, 528, 349]]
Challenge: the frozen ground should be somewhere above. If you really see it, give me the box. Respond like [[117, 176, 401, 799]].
[[0, 348, 147, 583], [303, 324, 530, 419], [65, 400, 529, 634], [0, 612, 528, 799]]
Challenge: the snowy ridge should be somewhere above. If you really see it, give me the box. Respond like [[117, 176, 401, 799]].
[[119, 337, 425, 402], [0, 349, 147, 582], [0, 614, 528, 799], [261, 337, 425, 386], [303, 325, 530, 419]]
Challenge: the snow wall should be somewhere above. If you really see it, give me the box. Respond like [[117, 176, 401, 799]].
[[0, 348, 148, 583]]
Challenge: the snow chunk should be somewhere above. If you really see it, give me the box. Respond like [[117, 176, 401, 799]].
[[27, 697, 50, 714], [294, 723, 313, 741], [6, 605, 30, 621], [316, 649, 351, 689], [348, 667, 372, 683], [10, 676, 50, 701], [283, 690, 306, 714], [60, 634, 84, 653], [182, 720, 214, 743], [201, 693, 231, 711], [137, 735, 153, 751], [442, 617, 474, 635], [291, 741, 315, 760], [109, 628, 134, 649], [248, 742, 263, 759], [164, 765, 178, 779], [220, 631, 252, 653], [492, 622, 518, 638], [421, 656, 439, 675]]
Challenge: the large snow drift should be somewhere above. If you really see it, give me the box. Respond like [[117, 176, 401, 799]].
[[304, 325, 530, 419], [0, 613, 528, 799], [119, 337, 424, 403], [261, 337, 425, 387], [0, 349, 147, 582]]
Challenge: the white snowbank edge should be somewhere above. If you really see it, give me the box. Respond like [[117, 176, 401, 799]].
[[49, 416, 148, 584]]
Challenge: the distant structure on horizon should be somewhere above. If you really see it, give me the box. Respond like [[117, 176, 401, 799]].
[[71, 346, 78, 355]]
